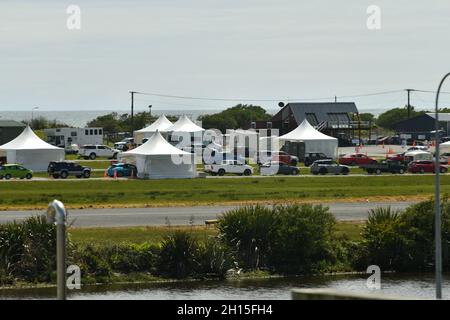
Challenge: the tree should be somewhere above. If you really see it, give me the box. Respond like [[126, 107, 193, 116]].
[[376, 106, 425, 130], [23, 116, 69, 130], [87, 111, 157, 133], [199, 104, 272, 133]]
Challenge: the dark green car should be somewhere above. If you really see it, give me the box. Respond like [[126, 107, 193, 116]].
[[0, 164, 33, 180]]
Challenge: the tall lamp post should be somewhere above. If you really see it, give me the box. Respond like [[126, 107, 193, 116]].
[[46, 200, 68, 300], [31, 107, 39, 128], [434, 72, 450, 300]]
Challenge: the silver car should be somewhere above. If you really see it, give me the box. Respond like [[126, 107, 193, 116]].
[[310, 160, 350, 175]]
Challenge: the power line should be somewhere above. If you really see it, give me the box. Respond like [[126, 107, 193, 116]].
[[132, 89, 404, 103]]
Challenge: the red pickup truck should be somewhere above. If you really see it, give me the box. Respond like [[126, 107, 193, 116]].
[[338, 153, 377, 166]]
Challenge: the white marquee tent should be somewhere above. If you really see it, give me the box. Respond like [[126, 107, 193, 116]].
[[0, 126, 64, 171], [278, 119, 338, 158], [167, 115, 205, 152], [121, 131, 197, 179], [167, 115, 205, 136], [134, 115, 173, 144]]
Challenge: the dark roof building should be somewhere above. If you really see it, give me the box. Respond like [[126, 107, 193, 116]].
[[249, 102, 367, 145], [393, 113, 450, 140], [0, 120, 26, 145]]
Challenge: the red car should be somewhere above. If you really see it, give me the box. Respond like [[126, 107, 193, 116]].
[[338, 153, 377, 166], [387, 153, 405, 163], [407, 160, 448, 174]]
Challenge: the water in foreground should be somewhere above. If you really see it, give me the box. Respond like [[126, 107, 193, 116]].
[[0, 273, 448, 300]]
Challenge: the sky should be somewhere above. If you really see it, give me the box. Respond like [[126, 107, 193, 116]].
[[1, 0, 450, 113]]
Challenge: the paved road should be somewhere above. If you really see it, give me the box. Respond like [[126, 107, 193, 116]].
[[0, 201, 416, 228]]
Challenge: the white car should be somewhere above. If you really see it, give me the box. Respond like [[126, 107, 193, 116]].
[[79, 144, 120, 160], [204, 160, 253, 176]]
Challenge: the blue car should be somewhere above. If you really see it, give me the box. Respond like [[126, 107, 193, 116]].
[[106, 163, 137, 177]]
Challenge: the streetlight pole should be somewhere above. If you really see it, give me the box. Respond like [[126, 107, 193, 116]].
[[130, 91, 136, 134], [31, 107, 39, 128], [434, 72, 450, 300], [46, 200, 68, 300]]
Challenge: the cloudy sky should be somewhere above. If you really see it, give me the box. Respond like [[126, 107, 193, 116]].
[[1, 0, 450, 112]]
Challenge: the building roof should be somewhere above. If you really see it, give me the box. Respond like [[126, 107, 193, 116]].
[[0, 126, 63, 150], [278, 102, 358, 124], [0, 120, 26, 128]]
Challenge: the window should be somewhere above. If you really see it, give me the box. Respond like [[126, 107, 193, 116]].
[[251, 122, 256, 129], [305, 113, 318, 126], [327, 113, 350, 122], [94, 129, 98, 135], [266, 122, 272, 129], [85, 130, 89, 135], [71, 131, 77, 137], [98, 146, 106, 149], [99, 129, 103, 135], [90, 129, 94, 135]]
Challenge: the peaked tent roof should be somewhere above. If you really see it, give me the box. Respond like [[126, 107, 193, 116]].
[[123, 131, 191, 156], [135, 115, 173, 133], [0, 126, 63, 150], [166, 115, 204, 133], [279, 119, 337, 141]]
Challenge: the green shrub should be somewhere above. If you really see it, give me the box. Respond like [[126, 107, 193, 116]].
[[217, 204, 337, 274], [195, 236, 234, 279], [106, 242, 159, 273], [217, 205, 278, 269], [270, 204, 336, 273], [157, 231, 199, 279], [0, 216, 56, 283], [355, 200, 450, 272]]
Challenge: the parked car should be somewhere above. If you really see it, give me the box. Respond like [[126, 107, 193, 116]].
[[406, 146, 428, 152], [304, 153, 332, 166], [257, 151, 299, 166], [47, 161, 91, 179], [338, 153, 377, 166], [310, 160, 350, 175], [204, 160, 253, 176], [407, 160, 448, 174], [79, 144, 120, 160], [259, 161, 299, 176], [0, 164, 33, 180], [106, 163, 137, 177], [386, 152, 406, 163], [360, 160, 406, 174], [203, 148, 245, 165], [114, 142, 130, 152]]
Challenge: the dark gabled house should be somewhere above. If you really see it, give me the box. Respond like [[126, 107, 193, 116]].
[[0, 120, 26, 145], [393, 113, 450, 140], [249, 102, 367, 143]]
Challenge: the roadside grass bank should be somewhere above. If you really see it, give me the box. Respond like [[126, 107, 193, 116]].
[[68, 222, 364, 245], [1, 201, 449, 288], [0, 175, 445, 210]]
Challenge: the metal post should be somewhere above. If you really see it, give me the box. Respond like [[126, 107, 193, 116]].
[[57, 221, 66, 300], [130, 91, 135, 134], [46, 200, 68, 300], [434, 72, 450, 300]]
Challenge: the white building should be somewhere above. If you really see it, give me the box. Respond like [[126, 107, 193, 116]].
[[44, 127, 103, 148]]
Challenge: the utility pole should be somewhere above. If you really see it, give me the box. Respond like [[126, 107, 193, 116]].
[[130, 91, 136, 134], [405, 89, 413, 118]]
